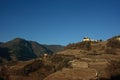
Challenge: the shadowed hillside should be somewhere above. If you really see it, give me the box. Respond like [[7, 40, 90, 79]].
[[0, 38, 64, 62], [30, 41, 53, 57], [44, 45, 64, 53], [0, 38, 37, 61]]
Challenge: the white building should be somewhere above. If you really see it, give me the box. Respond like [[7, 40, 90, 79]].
[[83, 37, 91, 41]]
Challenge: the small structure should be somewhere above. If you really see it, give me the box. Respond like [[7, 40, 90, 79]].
[[83, 37, 91, 41], [43, 53, 48, 57]]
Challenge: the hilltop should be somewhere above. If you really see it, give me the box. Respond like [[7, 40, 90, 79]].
[[46, 35, 120, 80]]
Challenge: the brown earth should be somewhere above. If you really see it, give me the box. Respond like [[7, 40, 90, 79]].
[[0, 41, 120, 80], [44, 41, 120, 80], [44, 68, 97, 80]]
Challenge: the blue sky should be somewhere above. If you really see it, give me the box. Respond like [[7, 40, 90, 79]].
[[0, 0, 120, 45]]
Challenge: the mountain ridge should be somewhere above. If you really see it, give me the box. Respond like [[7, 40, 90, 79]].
[[0, 38, 64, 62]]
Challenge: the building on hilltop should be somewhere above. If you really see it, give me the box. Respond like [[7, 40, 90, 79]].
[[83, 37, 91, 41], [83, 37, 102, 42]]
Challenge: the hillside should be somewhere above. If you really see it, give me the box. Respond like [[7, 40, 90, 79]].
[[44, 45, 64, 53], [0, 38, 64, 62], [0, 38, 37, 61], [30, 41, 53, 56], [0, 35, 120, 80]]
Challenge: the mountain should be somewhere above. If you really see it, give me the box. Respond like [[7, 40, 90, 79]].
[[30, 41, 53, 57], [0, 38, 37, 61], [44, 45, 64, 53], [0, 38, 64, 62], [0, 36, 120, 80]]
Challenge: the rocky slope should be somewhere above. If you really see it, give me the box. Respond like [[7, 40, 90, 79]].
[[44, 49, 120, 80], [44, 36, 120, 80], [0, 54, 73, 80], [0, 48, 120, 80]]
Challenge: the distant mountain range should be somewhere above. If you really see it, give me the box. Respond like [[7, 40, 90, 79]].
[[0, 38, 64, 62]]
